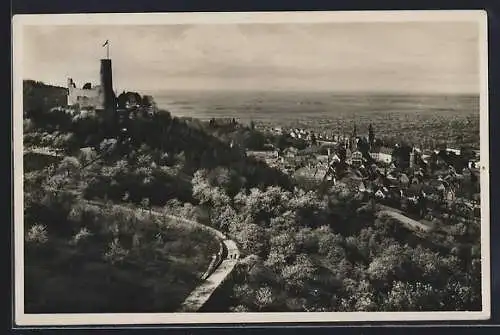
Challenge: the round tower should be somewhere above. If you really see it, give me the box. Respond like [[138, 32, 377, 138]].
[[99, 59, 114, 112]]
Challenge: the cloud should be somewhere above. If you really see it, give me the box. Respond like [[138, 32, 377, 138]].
[[22, 21, 480, 93]]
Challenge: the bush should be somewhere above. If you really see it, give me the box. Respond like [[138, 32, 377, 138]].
[[25, 224, 49, 244], [70, 227, 93, 246], [103, 238, 129, 265]]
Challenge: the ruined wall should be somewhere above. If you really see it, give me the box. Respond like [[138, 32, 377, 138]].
[[67, 78, 103, 109]]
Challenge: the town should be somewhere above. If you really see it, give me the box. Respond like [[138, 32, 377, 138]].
[[241, 121, 481, 232]]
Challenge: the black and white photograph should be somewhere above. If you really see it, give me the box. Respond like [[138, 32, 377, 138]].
[[13, 11, 490, 325]]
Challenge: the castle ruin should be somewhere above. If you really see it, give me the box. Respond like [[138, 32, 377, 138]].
[[67, 58, 115, 112]]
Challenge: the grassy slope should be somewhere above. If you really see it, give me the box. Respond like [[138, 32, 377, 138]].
[[24, 203, 220, 313]]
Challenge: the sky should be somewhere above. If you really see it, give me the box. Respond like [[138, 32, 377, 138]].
[[22, 22, 480, 94]]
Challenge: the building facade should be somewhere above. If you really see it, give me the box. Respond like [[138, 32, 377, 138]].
[[370, 147, 393, 164]]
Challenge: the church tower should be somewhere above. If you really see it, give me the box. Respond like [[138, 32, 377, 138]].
[[351, 123, 358, 151], [368, 124, 374, 150]]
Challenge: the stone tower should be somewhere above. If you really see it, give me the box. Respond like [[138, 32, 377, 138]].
[[99, 59, 114, 112]]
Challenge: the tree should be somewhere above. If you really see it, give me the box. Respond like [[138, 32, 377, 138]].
[[367, 244, 407, 285], [218, 205, 239, 231], [142, 95, 156, 108], [192, 169, 232, 222], [70, 227, 93, 246], [25, 224, 49, 244], [235, 222, 268, 257], [310, 132, 317, 146], [229, 304, 250, 312], [281, 253, 316, 293], [99, 138, 118, 156], [234, 186, 292, 224], [384, 281, 439, 311], [232, 283, 255, 308], [340, 279, 377, 311], [317, 229, 346, 265], [254, 285, 275, 311], [103, 237, 129, 265], [57, 156, 81, 179]]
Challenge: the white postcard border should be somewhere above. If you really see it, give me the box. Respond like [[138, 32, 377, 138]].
[[12, 10, 491, 326]]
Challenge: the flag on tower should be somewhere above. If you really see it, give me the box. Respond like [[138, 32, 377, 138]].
[[102, 40, 109, 47]]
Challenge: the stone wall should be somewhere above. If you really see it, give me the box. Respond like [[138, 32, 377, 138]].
[[67, 82, 103, 109]]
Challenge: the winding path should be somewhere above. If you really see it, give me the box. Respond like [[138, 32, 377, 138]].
[[378, 210, 433, 233], [177, 238, 239, 312], [137, 209, 240, 312], [377, 204, 433, 233], [84, 200, 240, 312], [31, 146, 240, 312], [24, 146, 63, 157]]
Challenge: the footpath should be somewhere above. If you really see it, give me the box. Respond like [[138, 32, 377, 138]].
[[85, 200, 240, 312], [377, 204, 433, 233]]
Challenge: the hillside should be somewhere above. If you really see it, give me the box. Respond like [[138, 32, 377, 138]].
[[22, 81, 293, 206], [23, 80, 68, 117], [22, 82, 481, 313]]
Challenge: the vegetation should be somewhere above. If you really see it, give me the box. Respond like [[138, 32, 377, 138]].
[[23, 81, 481, 313], [22, 81, 292, 312], [195, 176, 481, 312], [24, 162, 220, 313]]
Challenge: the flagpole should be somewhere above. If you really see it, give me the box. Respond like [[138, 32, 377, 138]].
[[107, 41, 109, 59]]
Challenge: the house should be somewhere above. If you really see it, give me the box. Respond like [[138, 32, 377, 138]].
[[446, 148, 461, 156], [351, 151, 363, 167], [370, 146, 393, 164], [247, 150, 279, 163], [284, 147, 299, 158], [468, 161, 478, 169], [421, 154, 431, 164]]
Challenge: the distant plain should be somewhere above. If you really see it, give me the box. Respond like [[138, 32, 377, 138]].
[[150, 90, 480, 148]]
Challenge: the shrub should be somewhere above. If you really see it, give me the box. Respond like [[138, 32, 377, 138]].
[[103, 238, 129, 264], [255, 285, 275, 311], [70, 227, 93, 246], [25, 224, 49, 244], [229, 304, 250, 312]]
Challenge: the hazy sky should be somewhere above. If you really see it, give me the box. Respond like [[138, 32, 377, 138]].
[[22, 22, 480, 94]]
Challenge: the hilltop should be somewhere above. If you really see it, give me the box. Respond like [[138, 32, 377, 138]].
[[23, 81, 293, 205], [22, 81, 292, 313], [23, 80, 68, 116]]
